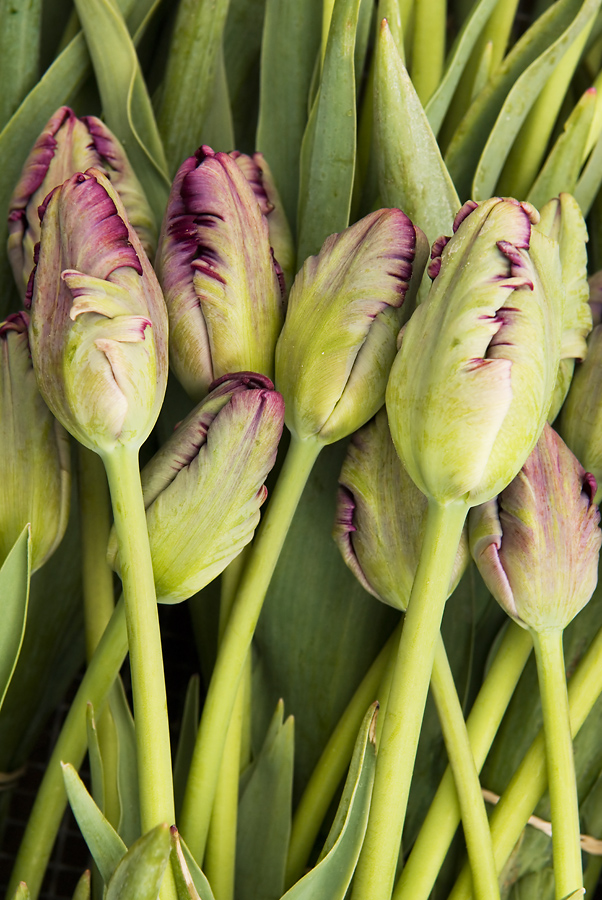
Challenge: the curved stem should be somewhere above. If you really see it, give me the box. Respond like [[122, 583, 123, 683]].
[[448, 618, 602, 900], [393, 622, 532, 900], [351, 499, 468, 900], [7, 601, 128, 900], [179, 434, 322, 863], [285, 622, 401, 887], [532, 628, 583, 900], [430, 635, 500, 900]]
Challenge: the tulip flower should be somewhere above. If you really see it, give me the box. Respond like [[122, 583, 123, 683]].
[[108, 373, 285, 604], [156, 145, 285, 401], [27, 167, 168, 456], [275, 207, 428, 445], [536, 194, 591, 422], [469, 424, 601, 900], [8, 106, 156, 297], [355, 197, 565, 900], [0, 312, 70, 572]]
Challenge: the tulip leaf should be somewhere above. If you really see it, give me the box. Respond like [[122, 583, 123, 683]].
[[236, 701, 295, 900], [201, 44, 235, 153], [374, 18, 459, 246], [574, 124, 602, 216], [528, 88, 596, 210], [105, 824, 171, 900], [296, 0, 362, 266], [156, 0, 231, 174], [174, 675, 200, 820], [472, 0, 599, 200], [109, 677, 140, 847], [62, 762, 127, 884], [280, 703, 377, 900], [174, 832, 217, 900], [0, 0, 42, 131], [424, 0, 500, 136], [223, 0, 267, 150], [86, 703, 106, 815], [72, 871, 91, 900], [10, 884, 29, 900], [445, 0, 598, 199], [0, 525, 30, 712], [256, 0, 322, 231], [73, 0, 170, 225]]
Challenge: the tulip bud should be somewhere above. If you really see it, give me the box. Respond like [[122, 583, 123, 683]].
[[8, 106, 156, 296], [28, 168, 168, 456], [536, 194, 591, 422], [108, 373, 285, 603], [0, 313, 70, 571], [156, 145, 285, 402], [275, 209, 428, 446], [469, 424, 601, 632], [334, 408, 469, 609], [386, 198, 564, 507], [230, 150, 296, 294]]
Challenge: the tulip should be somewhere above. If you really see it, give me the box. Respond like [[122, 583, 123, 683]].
[[0, 312, 70, 572], [108, 373, 285, 604], [536, 194, 591, 422], [27, 167, 168, 456], [156, 145, 285, 401], [275, 208, 428, 446], [8, 106, 156, 297], [469, 424, 601, 900]]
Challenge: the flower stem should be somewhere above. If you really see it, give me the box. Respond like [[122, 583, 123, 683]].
[[351, 499, 468, 900], [393, 621, 532, 900], [7, 601, 128, 900], [532, 628, 583, 900], [430, 635, 500, 900], [448, 617, 602, 900], [179, 434, 322, 864]]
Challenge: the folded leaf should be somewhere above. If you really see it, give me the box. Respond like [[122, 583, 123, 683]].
[[0, 526, 30, 710], [105, 824, 171, 900]]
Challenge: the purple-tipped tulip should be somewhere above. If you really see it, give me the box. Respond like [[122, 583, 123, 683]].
[[156, 145, 285, 401], [334, 409, 469, 609], [107, 373, 285, 603], [275, 209, 428, 445], [469, 424, 601, 631], [0, 312, 70, 571], [28, 168, 168, 455], [8, 107, 156, 296]]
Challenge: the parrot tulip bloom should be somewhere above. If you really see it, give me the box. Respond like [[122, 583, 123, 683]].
[[156, 145, 285, 401], [469, 424, 601, 632], [275, 209, 428, 445], [108, 373, 285, 603], [334, 408, 469, 610], [28, 168, 168, 455], [8, 106, 156, 296], [0, 312, 70, 571], [386, 197, 564, 507]]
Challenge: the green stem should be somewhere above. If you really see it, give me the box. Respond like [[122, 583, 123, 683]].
[[430, 635, 500, 900], [448, 618, 602, 900], [179, 434, 322, 863], [7, 601, 128, 900], [351, 499, 468, 900], [393, 622, 532, 900], [532, 628, 583, 900], [285, 622, 401, 887]]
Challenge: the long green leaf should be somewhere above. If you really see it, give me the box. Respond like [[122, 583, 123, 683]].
[[62, 762, 127, 884], [175, 833, 217, 900], [109, 677, 140, 847], [528, 87, 596, 209], [85, 704, 105, 815], [10, 883, 29, 900], [445, 0, 598, 199], [106, 825, 171, 900], [223, 0, 267, 151], [72, 871, 91, 900], [374, 19, 459, 246], [236, 702, 295, 900], [296, 0, 361, 266], [0, 526, 30, 710], [280, 704, 377, 900], [156, 0, 231, 174], [73, 0, 170, 224], [574, 120, 602, 215], [0, 0, 42, 131], [256, 0, 322, 232], [424, 0, 500, 135]]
